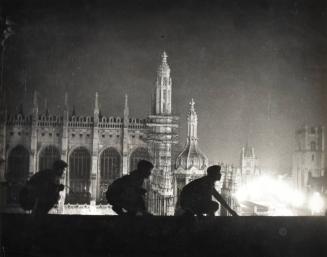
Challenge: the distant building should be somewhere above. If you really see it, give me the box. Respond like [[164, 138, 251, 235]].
[[240, 144, 261, 185], [292, 126, 325, 193], [223, 145, 261, 216], [0, 52, 179, 215], [220, 163, 241, 216]]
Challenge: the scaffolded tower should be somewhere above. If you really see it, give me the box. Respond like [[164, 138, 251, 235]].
[[147, 52, 179, 215]]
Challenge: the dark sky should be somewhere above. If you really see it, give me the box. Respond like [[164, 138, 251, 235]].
[[2, 0, 327, 173]]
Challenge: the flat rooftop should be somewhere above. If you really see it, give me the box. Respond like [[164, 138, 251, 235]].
[[1, 214, 327, 257]]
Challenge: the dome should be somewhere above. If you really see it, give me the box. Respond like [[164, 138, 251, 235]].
[[175, 98, 208, 171], [175, 139, 208, 171]]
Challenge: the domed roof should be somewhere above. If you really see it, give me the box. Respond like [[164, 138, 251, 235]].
[[175, 98, 208, 171], [175, 139, 208, 170]]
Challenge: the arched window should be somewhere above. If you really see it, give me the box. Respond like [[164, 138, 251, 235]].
[[6, 145, 29, 204], [100, 148, 121, 181], [67, 147, 91, 204], [130, 147, 150, 172], [39, 145, 60, 170], [99, 148, 121, 203]]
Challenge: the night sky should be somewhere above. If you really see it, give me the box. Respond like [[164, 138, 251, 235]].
[[2, 0, 327, 173]]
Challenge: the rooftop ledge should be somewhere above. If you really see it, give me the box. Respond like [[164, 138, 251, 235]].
[[1, 214, 327, 257]]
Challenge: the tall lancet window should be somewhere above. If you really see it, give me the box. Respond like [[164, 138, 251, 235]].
[[67, 147, 91, 204], [130, 148, 150, 172], [39, 145, 61, 170], [99, 148, 121, 203], [163, 89, 167, 112], [6, 145, 30, 204]]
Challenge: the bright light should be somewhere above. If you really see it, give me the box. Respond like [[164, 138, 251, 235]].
[[309, 192, 325, 214], [291, 191, 305, 207], [235, 175, 306, 216]]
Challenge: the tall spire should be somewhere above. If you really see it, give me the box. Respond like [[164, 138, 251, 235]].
[[154, 51, 172, 115], [187, 98, 198, 140], [94, 92, 99, 113], [44, 98, 48, 115], [175, 99, 208, 171], [157, 51, 170, 76], [72, 105, 76, 116], [93, 92, 100, 123], [190, 98, 195, 112], [124, 94, 129, 117], [124, 94, 129, 125], [63, 92, 69, 122], [33, 90, 38, 109], [64, 92, 68, 109], [162, 51, 168, 63], [18, 103, 24, 116], [32, 90, 38, 122]]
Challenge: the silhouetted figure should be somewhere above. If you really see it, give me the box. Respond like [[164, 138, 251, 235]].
[[19, 160, 67, 216], [179, 165, 238, 217], [106, 160, 153, 216]]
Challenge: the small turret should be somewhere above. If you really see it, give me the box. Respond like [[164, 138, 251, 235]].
[[94, 92, 100, 124], [32, 90, 38, 121], [72, 105, 76, 116], [63, 92, 69, 123], [124, 94, 129, 126], [44, 98, 49, 116], [64, 92, 68, 109], [33, 90, 38, 110]]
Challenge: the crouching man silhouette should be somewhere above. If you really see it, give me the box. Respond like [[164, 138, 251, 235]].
[[106, 160, 154, 216], [179, 165, 238, 217], [19, 160, 67, 216]]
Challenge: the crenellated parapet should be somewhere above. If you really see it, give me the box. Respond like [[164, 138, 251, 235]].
[[7, 113, 64, 127], [98, 116, 148, 130], [37, 114, 63, 127], [98, 116, 123, 129], [68, 115, 93, 128], [6, 114, 32, 126], [7, 113, 149, 131]]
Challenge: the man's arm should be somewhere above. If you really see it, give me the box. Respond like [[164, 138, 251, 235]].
[[212, 189, 238, 216]]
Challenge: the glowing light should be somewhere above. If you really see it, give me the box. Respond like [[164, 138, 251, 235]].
[[234, 175, 306, 216], [291, 191, 305, 208], [309, 192, 325, 214]]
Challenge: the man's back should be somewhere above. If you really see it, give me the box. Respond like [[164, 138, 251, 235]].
[[19, 169, 61, 212], [30, 169, 54, 183], [29, 169, 59, 193], [106, 173, 144, 203], [180, 176, 214, 204]]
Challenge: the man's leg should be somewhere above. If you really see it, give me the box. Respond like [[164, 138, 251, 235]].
[[112, 205, 125, 215], [181, 201, 201, 217], [33, 202, 50, 217], [124, 196, 145, 216], [205, 201, 219, 216], [190, 201, 219, 217]]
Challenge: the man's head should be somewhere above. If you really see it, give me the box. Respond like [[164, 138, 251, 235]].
[[53, 160, 68, 176], [207, 165, 222, 181], [137, 160, 154, 179]]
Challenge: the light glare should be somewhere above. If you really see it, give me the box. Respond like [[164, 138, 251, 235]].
[[235, 175, 306, 215], [309, 192, 324, 214]]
